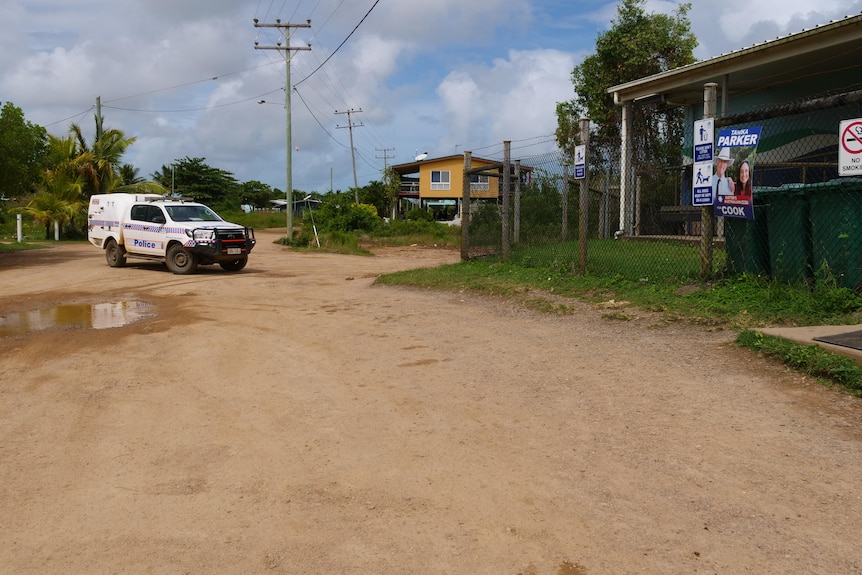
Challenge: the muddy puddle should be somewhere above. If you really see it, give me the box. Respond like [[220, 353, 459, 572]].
[[0, 301, 154, 337]]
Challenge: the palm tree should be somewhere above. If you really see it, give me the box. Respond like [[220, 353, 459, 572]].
[[17, 117, 167, 240], [16, 169, 84, 239], [119, 163, 144, 185], [69, 123, 137, 197]]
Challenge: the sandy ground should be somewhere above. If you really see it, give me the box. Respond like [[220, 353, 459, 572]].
[[1, 230, 861, 575]]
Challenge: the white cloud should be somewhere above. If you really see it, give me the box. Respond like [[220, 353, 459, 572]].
[[3, 0, 861, 194], [689, 0, 862, 57], [438, 49, 575, 153]]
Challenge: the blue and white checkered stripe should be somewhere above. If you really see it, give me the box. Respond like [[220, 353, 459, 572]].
[[88, 219, 120, 228], [123, 223, 186, 234]]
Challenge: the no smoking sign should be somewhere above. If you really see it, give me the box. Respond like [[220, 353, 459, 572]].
[[839, 118, 862, 176]]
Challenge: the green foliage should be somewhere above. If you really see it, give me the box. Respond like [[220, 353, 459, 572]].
[[315, 192, 382, 233], [236, 180, 276, 210], [405, 207, 433, 222], [0, 102, 49, 200], [468, 202, 502, 247], [556, 0, 696, 168], [736, 331, 862, 393], [518, 176, 563, 244], [376, 218, 460, 247], [219, 209, 286, 229], [358, 179, 390, 218], [152, 156, 239, 208]]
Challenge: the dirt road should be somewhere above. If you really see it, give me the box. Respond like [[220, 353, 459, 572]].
[[1, 230, 861, 574]]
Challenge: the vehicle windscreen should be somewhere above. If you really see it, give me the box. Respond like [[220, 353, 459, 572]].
[[165, 205, 222, 222]]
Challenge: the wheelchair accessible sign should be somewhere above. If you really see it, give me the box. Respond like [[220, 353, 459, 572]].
[[692, 119, 715, 206]]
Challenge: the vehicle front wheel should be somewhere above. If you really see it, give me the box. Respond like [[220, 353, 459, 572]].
[[105, 239, 127, 267], [165, 244, 198, 274], [219, 257, 248, 272]]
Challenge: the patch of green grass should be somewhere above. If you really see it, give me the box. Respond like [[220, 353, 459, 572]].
[[277, 229, 373, 256], [219, 210, 290, 230], [373, 220, 461, 248], [736, 331, 862, 395]]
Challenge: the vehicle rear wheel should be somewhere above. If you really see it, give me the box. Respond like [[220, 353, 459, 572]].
[[166, 244, 198, 274], [105, 239, 127, 267], [219, 256, 248, 272]]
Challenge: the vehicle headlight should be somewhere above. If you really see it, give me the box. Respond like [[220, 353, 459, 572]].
[[186, 229, 215, 241]]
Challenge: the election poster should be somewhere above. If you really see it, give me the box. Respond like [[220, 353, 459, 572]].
[[713, 126, 761, 220]]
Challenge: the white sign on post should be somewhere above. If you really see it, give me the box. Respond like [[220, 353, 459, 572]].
[[573, 145, 586, 179], [839, 118, 862, 176], [692, 118, 714, 206]]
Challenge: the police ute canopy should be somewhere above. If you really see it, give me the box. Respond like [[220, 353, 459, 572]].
[[87, 193, 256, 274]]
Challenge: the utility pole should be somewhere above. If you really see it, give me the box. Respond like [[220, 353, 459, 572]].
[[375, 147, 395, 170], [95, 95, 103, 141], [335, 108, 363, 202], [254, 18, 311, 239]]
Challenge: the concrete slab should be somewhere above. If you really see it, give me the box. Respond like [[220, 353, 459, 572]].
[[756, 325, 862, 365]]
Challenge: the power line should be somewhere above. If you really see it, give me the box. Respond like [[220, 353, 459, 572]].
[[295, 0, 381, 87], [294, 87, 347, 147], [102, 62, 274, 105], [102, 87, 284, 114]]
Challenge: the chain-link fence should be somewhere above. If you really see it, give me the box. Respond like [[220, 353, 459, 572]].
[[464, 94, 862, 289]]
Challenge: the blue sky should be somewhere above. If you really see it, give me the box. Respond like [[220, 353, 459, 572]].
[[2, 0, 861, 195]]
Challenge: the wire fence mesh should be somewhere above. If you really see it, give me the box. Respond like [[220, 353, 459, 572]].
[[464, 94, 862, 289]]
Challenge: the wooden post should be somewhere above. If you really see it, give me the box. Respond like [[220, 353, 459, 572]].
[[461, 151, 472, 261], [701, 83, 718, 279], [501, 141, 511, 262], [578, 118, 590, 274]]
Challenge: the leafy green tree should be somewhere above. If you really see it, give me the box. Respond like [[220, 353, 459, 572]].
[[556, 0, 697, 160], [357, 166, 401, 218], [153, 157, 238, 208], [358, 180, 388, 218], [238, 180, 276, 209], [0, 102, 49, 200]]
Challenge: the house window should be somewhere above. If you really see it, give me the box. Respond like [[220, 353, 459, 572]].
[[431, 170, 450, 191], [470, 174, 489, 191]]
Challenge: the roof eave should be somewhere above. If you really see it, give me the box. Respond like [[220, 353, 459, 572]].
[[608, 14, 862, 105]]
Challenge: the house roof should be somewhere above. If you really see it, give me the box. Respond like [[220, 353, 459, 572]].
[[390, 154, 533, 176], [607, 13, 862, 107], [390, 154, 498, 175]]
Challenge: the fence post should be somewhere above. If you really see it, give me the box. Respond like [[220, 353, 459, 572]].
[[461, 151, 472, 261], [701, 83, 718, 279], [619, 101, 634, 235], [501, 140, 511, 262], [562, 163, 569, 242], [513, 159, 521, 245], [578, 117, 590, 273]]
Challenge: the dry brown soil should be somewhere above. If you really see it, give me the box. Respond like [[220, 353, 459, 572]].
[[1, 230, 861, 575]]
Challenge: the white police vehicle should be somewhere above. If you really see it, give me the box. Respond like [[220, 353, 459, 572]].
[[87, 193, 255, 274]]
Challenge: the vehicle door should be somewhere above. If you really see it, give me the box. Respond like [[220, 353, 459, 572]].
[[124, 204, 168, 256]]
